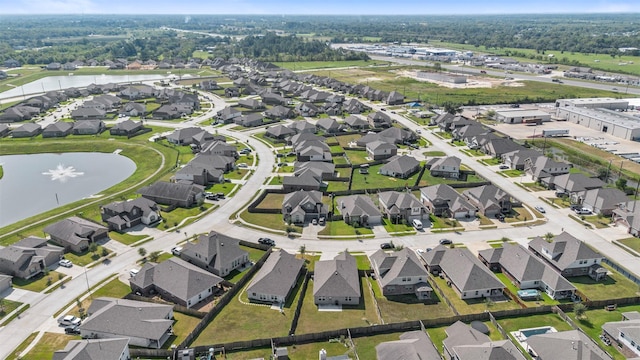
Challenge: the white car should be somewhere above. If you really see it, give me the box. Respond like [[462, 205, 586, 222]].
[[412, 219, 423, 230], [237, 163, 248, 168], [171, 246, 182, 256], [59, 259, 73, 268], [129, 269, 139, 277], [58, 315, 81, 327], [534, 206, 546, 214]]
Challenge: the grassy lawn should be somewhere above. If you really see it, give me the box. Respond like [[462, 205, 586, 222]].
[[504, 207, 532, 223], [429, 214, 461, 229], [480, 158, 502, 166], [571, 264, 640, 301], [253, 132, 283, 146], [424, 151, 446, 156], [20, 332, 80, 360], [192, 273, 304, 345], [163, 312, 201, 349], [0, 299, 22, 321], [582, 215, 613, 229], [382, 218, 416, 234], [255, 193, 285, 209], [334, 134, 361, 149], [460, 148, 486, 157], [67, 278, 131, 318], [353, 332, 410, 360], [63, 246, 111, 267], [618, 237, 640, 254], [436, 131, 453, 139], [498, 313, 574, 334], [239, 211, 303, 233], [317, 221, 373, 236], [431, 275, 521, 315], [351, 164, 423, 190], [344, 149, 370, 165], [12, 271, 66, 292], [354, 255, 371, 271], [160, 204, 211, 229], [495, 273, 559, 306], [269, 176, 284, 185], [427, 321, 503, 354], [241, 245, 267, 263], [370, 277, 454, 323], [500, 169, 524, 177], [326, 180, 350, 192], [296, 277, 379, 334], [225, 169, 250, 180], [108, 231, 149, 245], [206, 181, 237, 196]]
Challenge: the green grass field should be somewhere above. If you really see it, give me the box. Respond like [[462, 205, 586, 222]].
[[272, 60, 388, 71]]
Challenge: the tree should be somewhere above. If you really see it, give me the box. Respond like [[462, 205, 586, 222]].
[[148, 251, 161, 263], [88, 242, 98, 254], [138, 247, 147, 258], [616, 178, 628, 191], [299, 244, 306, 257], [441, 101, 462, 115], [574, 303, 588, 320], [544, 232, 554, 242]]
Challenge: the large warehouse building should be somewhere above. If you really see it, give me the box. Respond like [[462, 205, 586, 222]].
[[494, 109, 551, 124], [555, 97, 629, 110], [555, 106, 640, 141]]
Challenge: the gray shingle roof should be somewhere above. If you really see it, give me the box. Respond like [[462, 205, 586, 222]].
[[439, 248, 504, 292], [527, 330, 611, 360], [313, 252, 360, 298], [181, 231, 248, 273], [453, 339, 526, 360], [380, 155, 420, 176], [339, 195, 381, 219], [370, 248, 428, 288], [375, 331, 441, 360], [247, 249, 304, 299], [53, 338, 129, 360], [420, 184, 476, 213], [43, 216, 107, 247], [379, 191, 424, 213], [444, 320, 491, 350], [528, 232, 602, 271]]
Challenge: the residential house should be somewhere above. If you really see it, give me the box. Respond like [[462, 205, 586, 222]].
[[338, 195, 383, 226], [289, 120, 317, 134], [79, 297, 173, 349], [0, 237, 63, 280], [199, 80, 221, 91], [264, 105, 294, 120], [295, 102, 321, 117], [482, 138, 524, 158], [420, 184, 477, 219], [265, 124, 295, 139], [166, 127, 213, 146], [261, 92, 288, 106], [46, 62, 62, 70], [295, 140, 332, 162], [612, 200, 640, 237], [427, 156, 461, 179], [73, 120, 105, 135], [153, 104, 190, 120], [216, 106, 242, 124], [443, 321, 526, 360], [379, 155, 421, 179], [386, 91, 405, 105], [0, 106, 39, 123], [11, 123, 42, 138], [0, 274, 11, 294], [119, 85, 155, 100], [368, 111, 392, 128], [501, 149, 541, 170], [603, 312, 640, 358], [313, 252, 360, 306], [282, 190, 327, 224], [137, 181, 204, 208], [42, 122, 73, 138], [53, 338, 130, 360], [100, 198, 160, 232], [282, 169, 324, 192], [478, 243, 576, 299], [370, 248, 431, 299], [0, 124, 9, 137], [316, 118, 342, 133], [453, 123, 489, 142], [43, 217, 109, 253], [550, 173, 605, 200], [526, 330, 611, 360], [201, 142, 238, 159], [374, 127, 416, 145], [344, 99, 367, 114], [524, 156, 571, 182], [463, 185, 512, 217], [119, 102, 146, 117], [224, 87, 240, 98], [180, 231, 249, 277], [71, 107, 106, 120], [235, 113, 264, 127], [238, 98, 265, 110], [421, 246, 504, 299], [293, 162, 336, 180], [579, 187, 629, 216], [110, 120, 143, 136], [378, 191, 427, 223], [528, 232, 606, 280], [130, 257, 223, 308], [174, 163, 224, 186], [247, 249, 305, 304], [375, 331, 441, 360], [344, 115, 369, 129], [366, 140, 397, 160], [290, 133, 324, 147]]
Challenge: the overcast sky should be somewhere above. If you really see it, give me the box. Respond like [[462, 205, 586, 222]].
[[4, 0, 638, 15]]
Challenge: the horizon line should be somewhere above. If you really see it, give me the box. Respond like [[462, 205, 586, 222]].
[[2, 12, 639, 16]]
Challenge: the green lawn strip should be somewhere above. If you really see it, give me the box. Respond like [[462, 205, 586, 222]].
[[344, 149, 370, 165], [66, 278, 131, 318], [504, 207, 532, 223], [326, 180, 350, 192], [296, 277, 379, 335], [0, 299, 23, 321], [0, 164, 3, 179], [334, 134, 363, 148], [163, 312, 201, 349], [568, 305, 640, 360], [426, 325, 449, 354], [252, 132, 281, 146], [289, 341, 353, 360], [317, 221, 373, 236], [239, 211, 303, 233], [499, 169, 524, 177], [571, 264, 640, 301], [159, 204, 212, 230], [255, 193, 286, 209], [424, 151, 446, 156], [108, 231, 149, 246], [20, 332, 80, 360], [431, 275, 520, 314], [155, 252, 173, 263], [269, 176, 284, 185], [242, 245, 267, 263], [297, 254, 321, 272], [63, 246, 111, 267], [205, 181, 237, 196], [225, 169, 250, 180], [480, 158, 502, 166], [351, 164, 422, 190], [373, 279, 455, 323], [10, 332, 38, 359], [617, 237, 640, 254], [497, 312, 574, 336], [223, 348, 273, 360], [582, 215, 613, 229], [429, 214, 461, 229], [353, 332, 409, 360], [382, 218, 416, 234], [192, 272, 303, 345], [0, 139, 176, 246], [12, 271, 65, 292], [494, 273, 559, 306], [354, 255, 371, 271], [461, 148, 486, 157]]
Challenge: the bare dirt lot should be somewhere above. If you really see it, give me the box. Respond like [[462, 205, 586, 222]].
[[399, 70, 525, 89]]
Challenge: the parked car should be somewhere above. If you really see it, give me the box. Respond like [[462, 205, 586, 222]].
[[312, 218, 318, 225], [499, 165, 509, 170], [318, 217, 325, 225], [237, 163, 248, 168], [495, 214, 506, 222], [439, 239, 452, 245], [574, 208, 592, 215], [171, 246, 182, 256], [258, 237, 275, 246], [535, 206, 546, 213], [416, 129, 422, 134], [58, 315, 81, 327], [129, 269, 139, 277], [65, 325, 81, 335], [380, 242, 394, 249], [412, 219, 423, 230], [276, 153, 284, 158], [59, 259, 73, 268]]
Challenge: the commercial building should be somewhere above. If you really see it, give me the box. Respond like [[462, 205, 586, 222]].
[[555, 97, 629, 110], [494, 109, 551, 124], [555, 107, 640, 141]]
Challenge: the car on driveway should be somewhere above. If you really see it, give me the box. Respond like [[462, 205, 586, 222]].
[[380, 242, 394, 249], [171, 246, 182, 256], [535, 206, 546, 213], [59, 259, 73, 268], [499, 165, 509, 170], [65, 325, 81, 335], [129, 269, 139, 277], [258, 238, 275, 246], [237, 163, 248, 168], [58, 315, 81, 327], [439, 239, 452, 245]]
